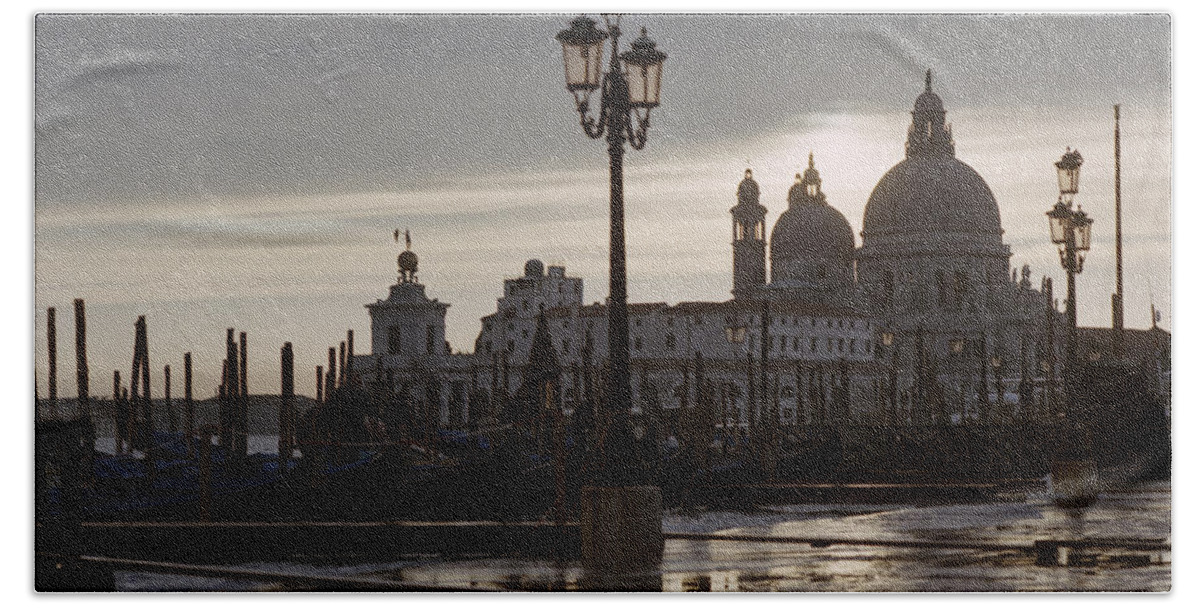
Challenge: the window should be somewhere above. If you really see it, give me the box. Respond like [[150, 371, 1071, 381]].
[[850, 339, 857, 353], [562, 339, 571, 352], [388, 326, 403, 354], [635, 318, 642, 327], [810, 338, 817, 352], [838, 338, 844, 352], [522, 329, 529, 339], [793, 337, 799, 351], [827, 338, 833, 352], [838, 319, 844, 329], [522, 300, 529, 311], [810, 318, 816, 327], [507, 340, 514, 353], [735, 222, 745, 241], [755, 221, 764, 240], [634, 337, 643, 350], [694, 316, 702, 325], [665, 334, 676, 350], [666, 317, 674, 327]]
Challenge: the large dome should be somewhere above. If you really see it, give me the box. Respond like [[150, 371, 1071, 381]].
[[862, 155, 1002, 241], [861, 71, 1003, 245]]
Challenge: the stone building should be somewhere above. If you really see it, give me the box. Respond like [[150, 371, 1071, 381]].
[[355, 71, 1161, 434]]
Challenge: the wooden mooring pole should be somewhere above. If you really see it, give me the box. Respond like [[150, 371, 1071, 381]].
[[238, 331, 248, 459], [222, 329, 236, 450], [164, 365, 174, 434], [47, 307, 57, 417], [279, 342, 294, 470], [316, 365, 324, 404], [73, 299, 89, 417], [326, 347, 337, 399], [184, 353, 194, 459], [338, 341, 346, 388], [346, 329, 354, 381], [112, 371, 123, 454]]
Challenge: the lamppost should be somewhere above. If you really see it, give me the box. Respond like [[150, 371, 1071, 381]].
[[556, 14, 666, 488], [1047, 148, 1093, 418], [556, 15, 668, 582], [1046, 147, 1097, 508]]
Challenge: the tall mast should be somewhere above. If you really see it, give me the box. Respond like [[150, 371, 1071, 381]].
[[1112, 104, 1125, 358]]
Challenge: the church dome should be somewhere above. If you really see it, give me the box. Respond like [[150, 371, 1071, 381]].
[[861, 70, 1003, 244], [771, 154, 854, 263], [771, 203, 855, 259], [862, 155, 1002, 240]]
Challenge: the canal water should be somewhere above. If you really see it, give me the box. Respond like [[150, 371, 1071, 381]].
[[114, 480, 1170, 592]]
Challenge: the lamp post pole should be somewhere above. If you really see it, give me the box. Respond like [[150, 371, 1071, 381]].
[[557, 15, 668, 584], [1047, 147, 1096, 509], [557, 15, 665, 488]]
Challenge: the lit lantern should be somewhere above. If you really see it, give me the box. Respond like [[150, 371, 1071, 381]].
[[556, 16, 608, 93], [620, 27, 667, 108]]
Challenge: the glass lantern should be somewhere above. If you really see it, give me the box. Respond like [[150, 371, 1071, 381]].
[[620, 27, 667, 108], [556, 16, 608, 93]]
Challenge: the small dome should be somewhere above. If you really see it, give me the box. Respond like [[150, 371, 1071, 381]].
[[771, 204, 855, 262], [524, 259, 545, 277], [736, 169, 760, 205], [773, 154, 852, 263], [398, 250, 419, 273]]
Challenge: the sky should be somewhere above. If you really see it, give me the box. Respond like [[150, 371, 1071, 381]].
[[32, 13, 1172, 399]]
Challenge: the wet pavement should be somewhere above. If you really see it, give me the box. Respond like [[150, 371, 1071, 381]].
[[116, 481, 1169, 592]]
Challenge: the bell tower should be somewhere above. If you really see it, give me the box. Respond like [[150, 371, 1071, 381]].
[[731, 168, 767, 299]]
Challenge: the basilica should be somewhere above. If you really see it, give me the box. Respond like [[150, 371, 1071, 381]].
[[353, 72, 1167, 433]]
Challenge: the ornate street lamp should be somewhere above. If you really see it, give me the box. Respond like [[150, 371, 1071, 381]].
[[556, 15, 667, 488], [1046, 147, 1097, 509], [557, 15, 668, 581], [1047, 148, 1093, 413]]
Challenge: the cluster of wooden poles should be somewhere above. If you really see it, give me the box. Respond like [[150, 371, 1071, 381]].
[[37, 299, 307, 473]]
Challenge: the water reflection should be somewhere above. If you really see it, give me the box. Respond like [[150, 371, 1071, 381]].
[[113, 482, 1169, 591]]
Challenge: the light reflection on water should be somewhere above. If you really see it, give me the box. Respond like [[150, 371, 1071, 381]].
[[116, 482, 1169, 592]]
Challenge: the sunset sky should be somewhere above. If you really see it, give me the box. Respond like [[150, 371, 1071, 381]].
[[33, 13, 1171, 398]]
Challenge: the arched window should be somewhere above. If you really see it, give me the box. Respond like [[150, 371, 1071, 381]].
[[755, 221, 764, 240]]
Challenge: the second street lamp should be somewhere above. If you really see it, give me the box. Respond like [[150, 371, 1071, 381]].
[[1047, 147, 1097, 509], [1047, 148, 1093, 416], [556, 15, 666, 487]]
